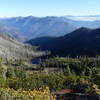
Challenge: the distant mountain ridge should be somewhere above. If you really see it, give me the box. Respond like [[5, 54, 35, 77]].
[[27, 27, 100, 57], [0, 15, 100, 41], [0, 16, 76, 41]]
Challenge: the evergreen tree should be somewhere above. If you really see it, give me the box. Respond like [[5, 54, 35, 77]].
[[6, 62, 16, 79], [0, 58, 6, 88], [64, 65, 72, 75], [0, 58, 4, 79]]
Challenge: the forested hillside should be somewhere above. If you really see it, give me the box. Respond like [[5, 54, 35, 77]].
[[27, 27, 100, 57]]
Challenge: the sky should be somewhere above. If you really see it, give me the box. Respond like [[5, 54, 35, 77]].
[[0, 0, 100, 17]]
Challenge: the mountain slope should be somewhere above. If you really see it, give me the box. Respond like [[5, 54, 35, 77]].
[[27, 27, 100, 57], [0, 33, 45, 61]]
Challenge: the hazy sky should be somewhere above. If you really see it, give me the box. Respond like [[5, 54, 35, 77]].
[[0, 0, 100, 17]]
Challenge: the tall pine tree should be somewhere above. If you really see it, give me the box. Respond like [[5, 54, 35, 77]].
[[6, 61, 16, 79]]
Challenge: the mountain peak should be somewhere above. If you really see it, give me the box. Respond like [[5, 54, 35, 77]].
[[73, 27, 92, 33]]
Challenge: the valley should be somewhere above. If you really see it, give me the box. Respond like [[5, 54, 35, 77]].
[[0, 16, 100, 100]]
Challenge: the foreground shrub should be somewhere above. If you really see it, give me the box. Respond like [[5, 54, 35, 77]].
[[0, 87, 56, 100]]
